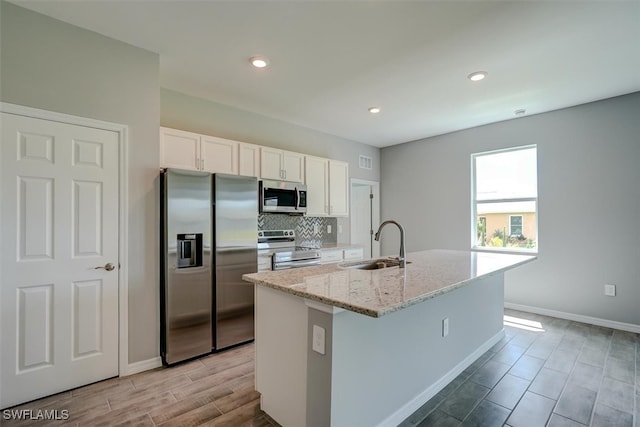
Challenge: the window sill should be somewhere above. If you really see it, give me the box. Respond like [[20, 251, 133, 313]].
[[471, 247, 538, 256]]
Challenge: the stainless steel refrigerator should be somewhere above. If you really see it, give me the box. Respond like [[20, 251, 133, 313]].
[[160, 169, 257, 365], [211, 173, 257, 350]]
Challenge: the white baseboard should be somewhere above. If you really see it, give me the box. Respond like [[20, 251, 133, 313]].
[[378, 329, 506, 427], [124, 357, 162, 376], [504, 302, 640, 334]]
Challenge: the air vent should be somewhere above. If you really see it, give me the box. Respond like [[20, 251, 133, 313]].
[[359, 155, 372, 170]]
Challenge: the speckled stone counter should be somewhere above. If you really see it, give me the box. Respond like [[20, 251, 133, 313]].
[[243, 249, 535, 318]]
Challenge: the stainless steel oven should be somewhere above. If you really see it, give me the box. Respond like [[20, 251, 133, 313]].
[[258, 230, 320, 270]]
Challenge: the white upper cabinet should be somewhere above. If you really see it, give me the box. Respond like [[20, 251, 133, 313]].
[[239, 143, 261, 178], [159, 129, 346, 214], [328, 160, 349, 216], [305, 156, 330, 216], [160, 127, 239, 174], [260, 147, 304, 183], [260, 147, 283, 180], [304, 156, 349, 217], [160, 127, 200, 170], [200, 135, 238, 174]]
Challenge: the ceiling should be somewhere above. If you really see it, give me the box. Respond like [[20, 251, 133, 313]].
[[9, 1, 640, 148]]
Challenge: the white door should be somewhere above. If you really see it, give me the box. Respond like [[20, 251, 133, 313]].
[[1, 113, 119, 408], [350, 180, 380, 259]]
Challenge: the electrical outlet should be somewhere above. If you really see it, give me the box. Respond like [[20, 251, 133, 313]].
[[313, 224, 319, 234], [604, 284, 616, 297], [338, 224, 343, 233], [327, 225, 332, 234], [442, 318, 449, 337], [312, 325, 325, 355]]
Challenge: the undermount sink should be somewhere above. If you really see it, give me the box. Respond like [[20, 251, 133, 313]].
[[338, 258, 408, 270]]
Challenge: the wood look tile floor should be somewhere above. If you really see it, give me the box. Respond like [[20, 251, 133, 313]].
[[2, 343, 277, 427], [3, 310, 638, 427]]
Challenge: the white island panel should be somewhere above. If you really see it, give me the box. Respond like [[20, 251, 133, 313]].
[[245, 250, 536, 426]]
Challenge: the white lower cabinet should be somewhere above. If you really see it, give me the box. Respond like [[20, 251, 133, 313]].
[[320, 249, 343, 264], [343, 247, 364, 261]]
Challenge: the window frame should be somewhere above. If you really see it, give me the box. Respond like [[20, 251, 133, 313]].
[[509, 214, 523, 236], [471, 145, 538, 254]]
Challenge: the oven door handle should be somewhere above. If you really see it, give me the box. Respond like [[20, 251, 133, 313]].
[[274, 259, 321, 270]]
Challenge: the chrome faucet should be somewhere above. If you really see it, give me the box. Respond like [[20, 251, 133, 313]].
[[374, 220, 406, 268]]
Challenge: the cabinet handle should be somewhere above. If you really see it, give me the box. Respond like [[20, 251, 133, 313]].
[[201, 158, 204, 170]]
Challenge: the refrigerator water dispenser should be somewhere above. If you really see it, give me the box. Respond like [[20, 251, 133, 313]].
[[177, 233, 202, 268]]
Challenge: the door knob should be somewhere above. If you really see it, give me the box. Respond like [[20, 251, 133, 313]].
[[95, 263, 116, 271]]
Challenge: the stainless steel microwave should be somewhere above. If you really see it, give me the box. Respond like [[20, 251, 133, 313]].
[[259, 180, 307, 214]]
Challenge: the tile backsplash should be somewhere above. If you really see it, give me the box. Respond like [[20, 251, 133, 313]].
[[258, 214, 337, 248]]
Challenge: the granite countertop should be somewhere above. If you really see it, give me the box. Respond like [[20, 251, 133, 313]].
[[243, 249, 536, 318]]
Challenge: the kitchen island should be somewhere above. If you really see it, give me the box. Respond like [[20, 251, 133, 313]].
[[243, 249, 535, 427]]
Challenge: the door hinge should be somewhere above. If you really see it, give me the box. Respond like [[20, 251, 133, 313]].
[[369, 193, 374, 199]]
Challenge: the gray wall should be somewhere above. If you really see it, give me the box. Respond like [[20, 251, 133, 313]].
[[0, 2, 382, 366], [161, 89, 382, 244], [380, 93, 640, 326], [1, 2, 161, 363], [161, 89, 380, 182]]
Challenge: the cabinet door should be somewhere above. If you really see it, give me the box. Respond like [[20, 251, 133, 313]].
[[282, 151, 305, 183], [260, 147, 283, 180], [239, 143, 261, 177], [304, 156, 329, 216], [160, 127, 200, 170], [329, 160, 349, 217], [200, 135, 238, 174], [343, 248, 364, 261], [320, 249, 343, 264]]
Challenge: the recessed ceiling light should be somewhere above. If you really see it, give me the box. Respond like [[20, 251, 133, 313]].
[[368, 107, 381, 114], [249, 56, 268, 68], [467, 71, 488, 82]]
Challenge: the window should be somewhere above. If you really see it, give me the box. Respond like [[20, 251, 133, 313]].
[[509, 215, 523, 236], [472, 145, 537, 252]]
